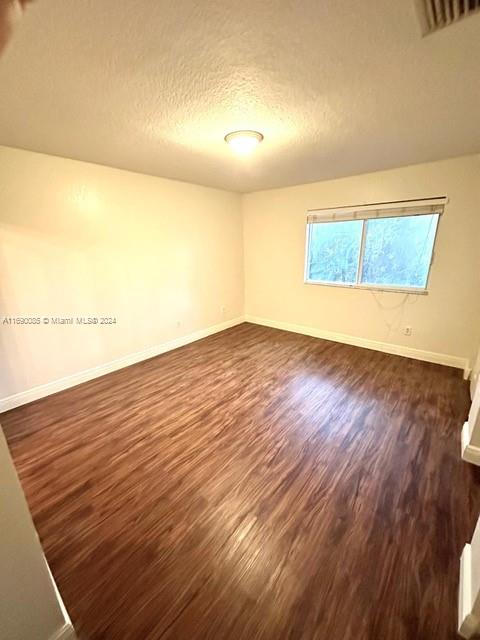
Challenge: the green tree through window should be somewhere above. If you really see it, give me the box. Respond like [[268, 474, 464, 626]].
[[306, 213, 439, 290]]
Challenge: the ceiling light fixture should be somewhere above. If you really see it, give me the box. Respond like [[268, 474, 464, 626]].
[[224, 130, 264, 154]]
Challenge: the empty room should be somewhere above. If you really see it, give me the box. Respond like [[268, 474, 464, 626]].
[[1, 1, 480, 639]]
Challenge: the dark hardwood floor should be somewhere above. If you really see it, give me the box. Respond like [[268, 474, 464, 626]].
[[2, 323, 480, 639]]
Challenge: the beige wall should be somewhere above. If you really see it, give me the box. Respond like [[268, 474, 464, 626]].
[[243, 155, 480, 367], [0, 427, 71, 639], [0, 146, 243, 399], [1, 147, 479, 401]]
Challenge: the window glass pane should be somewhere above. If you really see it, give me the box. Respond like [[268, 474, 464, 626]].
[[307, 220, 363, 283], [361, 214, 439, 288]]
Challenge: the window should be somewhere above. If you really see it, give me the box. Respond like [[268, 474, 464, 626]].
[[305, 198, 445, 293]]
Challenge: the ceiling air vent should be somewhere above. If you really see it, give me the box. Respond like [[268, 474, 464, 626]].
[[415, 0, 480, 34]]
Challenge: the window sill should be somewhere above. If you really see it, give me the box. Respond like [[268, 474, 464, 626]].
[[304, 280, 429, 295]]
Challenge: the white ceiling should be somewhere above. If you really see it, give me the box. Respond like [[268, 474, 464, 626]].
[[0, 0, 479, 193]]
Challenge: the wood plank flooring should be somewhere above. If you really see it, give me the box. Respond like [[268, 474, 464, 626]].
[[2, 323, 480, 639]]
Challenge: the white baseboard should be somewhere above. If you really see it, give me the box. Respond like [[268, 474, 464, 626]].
[[245, 315, 469, 373], [0, 314, 469, 412], [0, 316, 245, 413], [46, 555, 77, 639], [459, 543, 480, 638], [461, 421, 480, 466], [50, 623, 76, 640]]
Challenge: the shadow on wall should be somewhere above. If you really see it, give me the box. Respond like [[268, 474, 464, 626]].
[[0, 242, 21, 400]]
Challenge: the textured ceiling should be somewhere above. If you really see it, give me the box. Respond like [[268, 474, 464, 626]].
[[0, 0, 479, 192]]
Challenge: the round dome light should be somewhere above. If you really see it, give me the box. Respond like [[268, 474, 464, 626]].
[[224, 130, 264, 154]]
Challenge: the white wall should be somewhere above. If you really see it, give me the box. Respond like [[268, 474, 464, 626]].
[[471, 343, 480, 397], [0, 427, 73, 640], [459, 515, 480, 637], [243, 155, 480, 369], [0, 146, 243, 400], [1, 148, 479, 405]]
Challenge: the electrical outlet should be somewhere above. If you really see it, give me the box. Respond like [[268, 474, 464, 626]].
[[404, 326, 412, 336], [176, 320, 181, 328], [220, 305, 226, 317]]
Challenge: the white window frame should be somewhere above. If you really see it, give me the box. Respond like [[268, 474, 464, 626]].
[[304, 198, 446, 295]]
